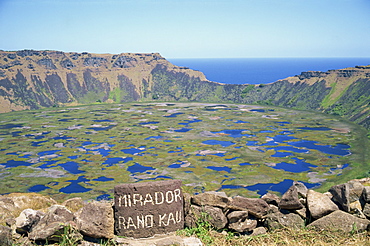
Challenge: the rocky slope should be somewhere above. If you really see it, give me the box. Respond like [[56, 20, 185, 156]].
[[0, 50, 369, 130], [241, 67, 370, 130], [1, 178, 370, 245], [0, 50, 209, 112]]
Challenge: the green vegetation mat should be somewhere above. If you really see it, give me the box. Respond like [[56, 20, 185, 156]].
[[0, 102, 368, 201]]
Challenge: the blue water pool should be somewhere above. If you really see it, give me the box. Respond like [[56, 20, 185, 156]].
[[271, 152, 294, 157], [145, 136, 163, 140], [93, 176, 114, 182], [0, 124, 24, 129], [127, 163, 155, 173], [239, 162, 252, 166], [207, 166, 232, 173], [96, 194, 112, 201], [6, 152, 17, 156], [272, 158, 317, 173], [276, 121, 291, 125], [59, 176, 92, 193], [58, 118, 73, 122], [203, 140, 235, 147], [28, 185, 50, 192], [121, 147, 146, 155], [168, 163, 182, 168], [211, 129, 250, 138], [93, 119, 114, 122], [57, 161, 85, 174], [250, 109, 266, 112], [38, 150, 61, 156], [174, 128, 192, 132], [138, 121, 160, 125], [289, 141, 350, 156], [1, 160, 33, 168]]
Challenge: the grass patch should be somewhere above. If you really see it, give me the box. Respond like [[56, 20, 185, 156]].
[[180, 227, 370, 246], [177, 211, 215, 245]]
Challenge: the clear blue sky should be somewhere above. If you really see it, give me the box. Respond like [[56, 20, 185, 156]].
[[0, 0, 369, 58]]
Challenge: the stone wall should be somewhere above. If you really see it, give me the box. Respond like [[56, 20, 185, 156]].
[[184, 178, 370, 235], [1, 178, 370, 245]]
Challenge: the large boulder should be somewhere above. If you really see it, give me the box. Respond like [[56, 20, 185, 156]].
[[347, 181, 364, 203], [227, 210, 248, 224], [228, 218, 257, 233], [15, 209, 44, 234], [261, 193, 280, 206], [0, 193, 57, 224], [308, 210, 370, 233], [329, 183, 350, 212], [264, 211, 305, 231], [279, 185, 304, 210], [227, 210, 257, 233], [329, 182, 363, 212], [75, 201, 114, 239], [294, 181, 309, 198], [201, 206, 228, 230], [362, 203, 370, 219], [184, 205, 227, 230], [362, 186, 370, 203], [307, 190, 339, 220], [28, 205, 75, 242], [230, 196, 270, 218], [191, 191, 230, 208]]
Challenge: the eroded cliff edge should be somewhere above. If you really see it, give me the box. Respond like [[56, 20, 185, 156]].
[[0, 50, 209, 111], [0, 50, 369, 130]]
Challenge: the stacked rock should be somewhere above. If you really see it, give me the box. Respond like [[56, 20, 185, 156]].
[[184, 178, 370, 235]]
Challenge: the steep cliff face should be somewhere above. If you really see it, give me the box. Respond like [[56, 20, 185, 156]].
[[0, 50, 369, 130], [147, 62, 370, 129], [0, 50, 209, 112], [239, 67, 370, 129]]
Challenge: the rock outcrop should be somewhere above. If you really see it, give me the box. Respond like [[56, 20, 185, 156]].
[[75, 201, 114, 239], [0, 50, 209, 114]]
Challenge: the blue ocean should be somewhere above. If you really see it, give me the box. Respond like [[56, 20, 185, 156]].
[[169, 58, 370, 84]]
